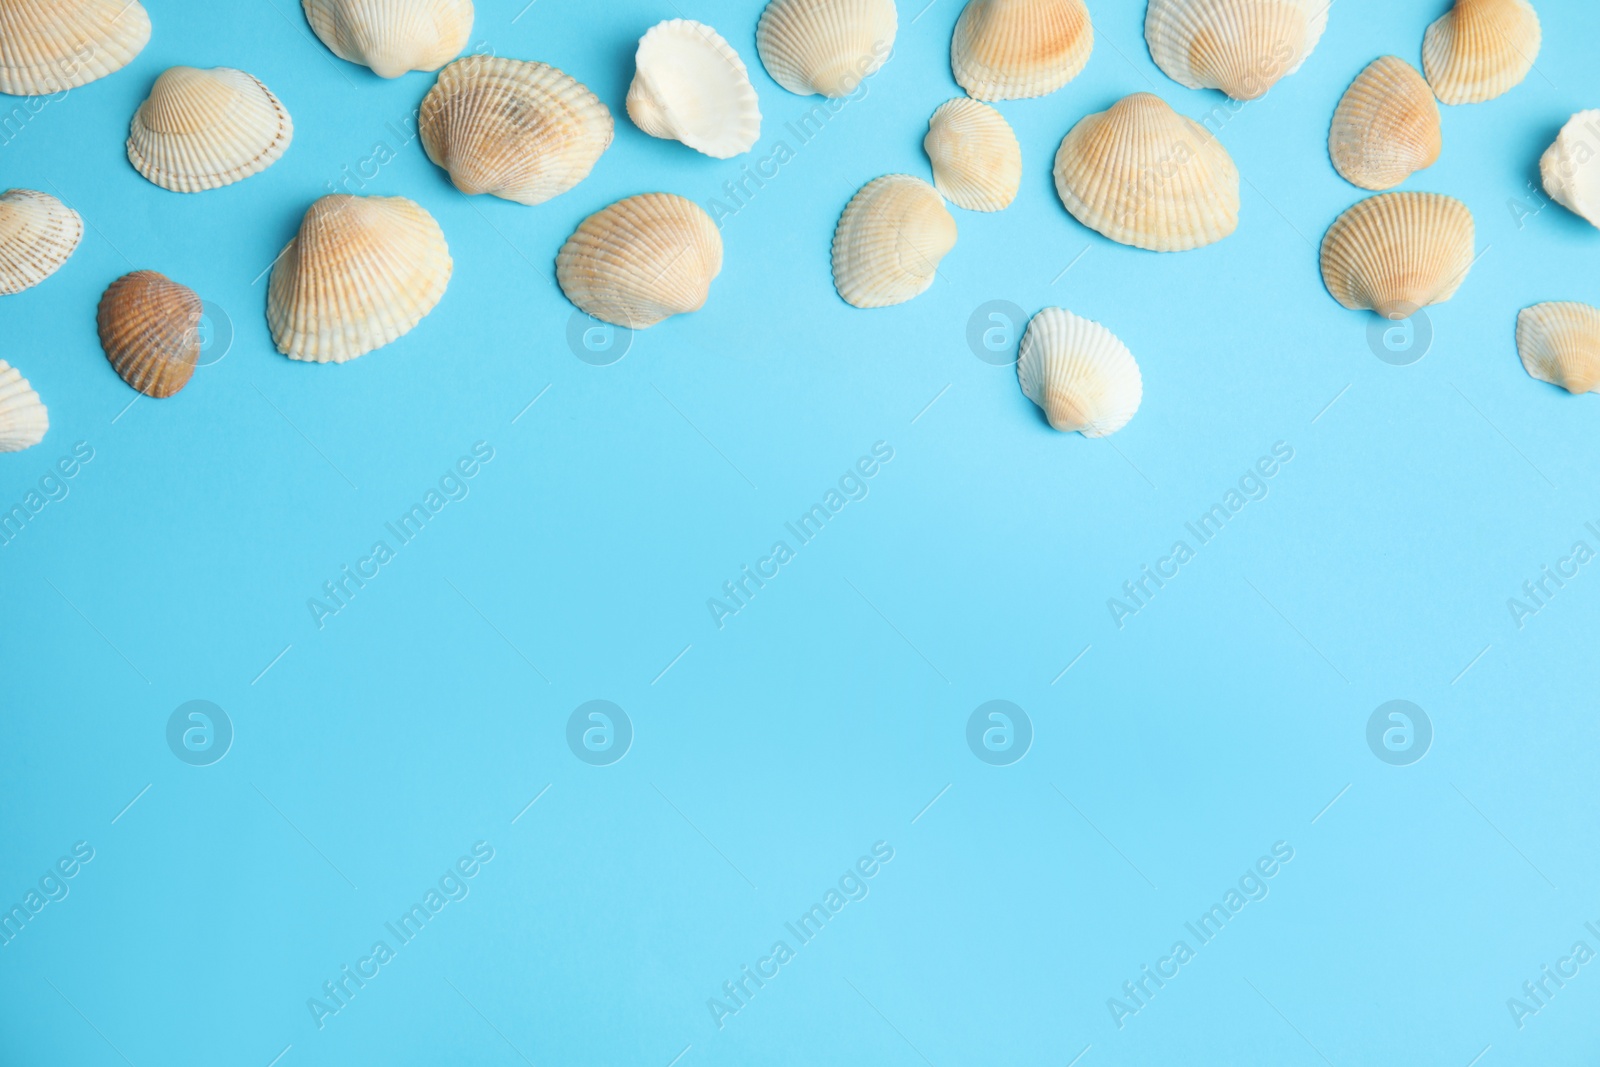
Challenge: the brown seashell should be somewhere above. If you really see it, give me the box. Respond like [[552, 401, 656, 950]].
[[97, 270, 203, 398]]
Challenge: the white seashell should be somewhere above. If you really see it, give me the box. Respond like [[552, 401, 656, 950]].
[[1540, 110, 1600, 230], [756, 0, 897, 98], [127, 66, 293, 193], [831, 174, 957, 308], [924, 98, 1021, 212], [1422, 0, 1540, 105], [951, 0, 1092, 101], [1144, 0, 1328, 101], [1328, 56, 1441, 191], [0, 359, 47, 452], [556, 193, 723, 328], [1319, 192, 1475, 318], [0, 188, 82, 295], [1017, 307, 1142, 437], [0, 0, 151, 95], [1516, 302, 1600, 395], [302, 0, 473, 78], [627, 19, 761, 159]]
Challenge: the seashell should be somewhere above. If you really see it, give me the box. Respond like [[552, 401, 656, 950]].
[[268, 195, 453, 363], [951, 0, 1092, 101], [627, 19, 761, 159], [0, 359, 47, 452], [831, 174, 957, 308], [419, 55, 612, 206], [1539, 110, 1600, 230], [1144, 0, 1328, 101], [0, 0, 151, 95], [0, 188, 82, 295], [1016, 307, 1142, 437], [126, 66, 293, 193], [1328, 57, 1441, 191], [924, 98, 1022, 212], [556, 193, 722, 328], [755, 0, 897, 98], [1319, 192, 1475, 317], [1421, 0, 1540, 105], [1052, 92, 1239, 252], [1516, 302, 1600, 395], [96, 271, 202, 398], [302, 0, 473, 79]]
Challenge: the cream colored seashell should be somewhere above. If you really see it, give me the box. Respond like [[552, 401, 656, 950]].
[[951, 0, 1092, 101], [1516, 302, 1600, 395], [0, 0, 151, 95], [1319, 192, 1475, 317], [1017, 307, 1142, 437], [268, 195, 453, 363], [831, 174, 957, 309], [924, 98, 1021, 212], [1539, 110, 1600, 230], [627, 19, 761, 159], [0, 359, 47, 452], [1422, 0, 1540, 105], [1052, 92, 1238, 252], [302, 0, 473, 78], [556, 194, 722, 329], [0, 188, 82, 295], [96, 271, 202, 398], [1328, 57, 1441, 191], [756, 0, 897, 98], [126, 67, 293, 193], [1144, 0, 1328, 100]]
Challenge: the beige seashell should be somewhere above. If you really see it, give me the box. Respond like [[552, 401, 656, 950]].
[[831, 174, 957, 308], [1052, 92, 1239, 252], [627, 19, 761, 159], [1422, 0, 1540, 105], [96, 271, 202, 398], [1328, 57, 1441, 191], [1539, 110, 1600, 230], [0, 188, 82, 295], [0, 0, 151, 95], [1017, 307, 1142, 437], [0, 359, 47, 452], [1144, 0, 1328, 101], [756, 0, 897, 98], [1319, 192, 1475, 317], [556, 193, 723, 328], [951, 0, 1092, 101], [302, 0, 473, 79], [126, 66, 293, 193], [1516, 302, 1600, 395], [924, 98, 1022, 212], [268, 195, 453, 363]]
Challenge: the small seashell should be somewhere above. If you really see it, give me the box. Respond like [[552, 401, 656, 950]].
[[302, 0, 473, 79], [268, 195, 453, 363], [0, 0, 151, 95], [0, 359, 47, 452], [1144, 0, 1329, 101], [1516, 302, 1600, 395], [1422, 0, 1540, 105], [924, 98, 1022, 212], [1539, 110, 1600, 230], [1328, 57, 1441, 191], [556, 193, 723, 328], [1052, 92, 1239, 252], [126, 66, 293, 193], [1319, 192, 1475, 317], [756, 0, 897, 98], [1016, 307, 1142, 437], [951, 0, 1092, 101], [96, 271, 203, 398], [627, 19, 761, 159], [0, 188, 83, 295], [831, 174, 957, 308]]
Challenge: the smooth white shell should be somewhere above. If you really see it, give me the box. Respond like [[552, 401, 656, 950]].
[[1017, 307, 1142, 437], [0, 188, 82, 295], [0, 359, 47, 452], [127, 66, 293, 193], [1540, 110, 1600, 230], [831, 174, 957, 308], [627, 19, 761, 159], [756, 0, 897, 97], [0, 0, 151, 95], [303, 0, 474, 78], [1144, 0, 1328, 100]]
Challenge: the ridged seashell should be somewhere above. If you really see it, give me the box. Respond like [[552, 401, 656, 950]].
[[0, 188, 82, 295], [1516, 302, 1600, 395], [951, 0, 1092, 101], [627, 20, 761, 159], [0, 0, 151, 95], [126, 67, 293, 193], [924, 98, 1021, 212], [1539, 110, 1600, 230], [1017, 307, 1142, 437], [1144, 0, 1328, 100], [832, 174, 957, 309], [1319, 192, 1475, 317], [1328, 57, 1441, 191], [556, 193, 723, 329], [0, 359, 47, 452], [419, 56, 612, 206], [268, 195, 453, 363], [96, 271, 202, 398], [1422, 0, 1540, 105], [302, 0, 473, 79], [756, 0, 897, 98], [1052, 93, 1239, 252]]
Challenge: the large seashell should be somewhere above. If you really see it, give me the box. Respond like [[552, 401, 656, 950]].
[[756, 0, 897, 98], [1144, 0, 1328, 101], [1319, 192, 1475, 317], [419, 55, 612, 206], [0, 359, 47, 452], [1328, 57, 1441, 191], [1052, 92, 1239, 252], [96, 271, 202, 398], [1017, 307, 1142, 437], [556, 193, 722, 329], [126, 66, 293, 193], [924, 98, 1021, 212], [268, 195, 453, 363], [1516, 302, 1600, 395], [951, 0, 1092, 101], [1539, 110, 1600, 230], [831, 174, 957, 309], [0, 0, 151, 95], [0, 188, 82, 295], [302, 0, 473, 79], [627, 19, 761, 159], [1421, 0, 1540, 105]]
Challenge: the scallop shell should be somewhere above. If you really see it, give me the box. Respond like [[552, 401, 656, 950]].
[[627, 20, 761, 159], [1328, 57, 1441, 191], [756, 0, 897, 98], [302, 0, 473, 79], [96, 271, 202, 398], [831, 174, 957, 309], [1539, 110, 1600, 230], [1017, 307, 1142, 437], [268, 195, 453, 363], [0, 188, 82, 295], [0, 359, 47, 452], [1319, 192, 1475, 317], [556, 193, 723, 329], [1422, 0, 1540, 105], [924, 98, 1022, 212], [1516, 302, 1600, 395], [0, 0, 151, 95], [1052, 92, 1239, 252], [126, 66, 293, 193], [951, 0, 1092, 101], [1144, 0, 1328, 100]]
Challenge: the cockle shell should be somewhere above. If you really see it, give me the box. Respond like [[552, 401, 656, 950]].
[[1328, 57, 1441, 191], [1540, 110, 1600, 230], [924, 98, 1021, 212], [1052, 92, 1239, 252], [0, 0, 151, 95], [831, 174, 957, 309], [1144, 0, 1328, 100], [1319, 192, 1475, 317], [0, 359, 47, 452], [951, 0, 1092, 101], [1516, 302, 1600, 395], [1421, 0, 1540, 105], [756, 0, 897, 98], [1017, 307, 1142, 437], [556, 193, 723, 329], [126, 66, 293, 193], [302, 0, 473, 79], [0, 188, 82, 295], [268, 195, 453, 363], [627, 19, 761, 159], [96, 271, 202, 398]]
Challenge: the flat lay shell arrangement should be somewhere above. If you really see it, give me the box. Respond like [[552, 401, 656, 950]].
[[97, 270, 204, 398], [127, 66, 293, 193], [756, 0, 898, 97]]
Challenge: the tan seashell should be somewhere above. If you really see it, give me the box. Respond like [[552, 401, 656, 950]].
[[1329, 57, 1441, 191], [832, 174, 957, 308], [1017, 307, 1142, 437], [756, 0, 897, 98], [0, 188, 82, 295], [556, 193, 723, 328], [0, 0, 151, 95], [268, 195, 453, 363], [1517, 302, 1600, 395], [1144, 0, 1328, 101], [924, 98, 1021, 212], [1319, 192, 1475, 317], [1539, 110, 1600, 230], [1422, 0, 1540, 105], [302, 0, 473, 79], [627, 19, 761, 159], [951, 0, 1092, 101], [0, 359, 47, 452], [126, 66, 293, 193], [96, 271, 202, 398]]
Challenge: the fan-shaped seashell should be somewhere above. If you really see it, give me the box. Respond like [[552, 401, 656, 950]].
[[1539, 110, 1600, 230], [0, 359, 47, 452], [1052, 93, 1238, 252], [1319, 192, 1475, 317], [268, 195, 453, 363], [1328, 57, 1440, 191], [303, 0, 473, 79], [831, 174, 957, 308], [96, 271, 202, 398], [1144, 0, 1328, 100], [1017, 307, 1142, 437], [0, 188, 82, 295], [0, 0, 151, 95], [756, 0, 897, 98], [627, 19, 761, 159], [126, 66, 293, 193], [951, 0, 1092, 101], [1516, 302, 1600, 395], [924, 98, 1021, 212], [556, 193, 722, 329], [1421, 0, 1540, 105]]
